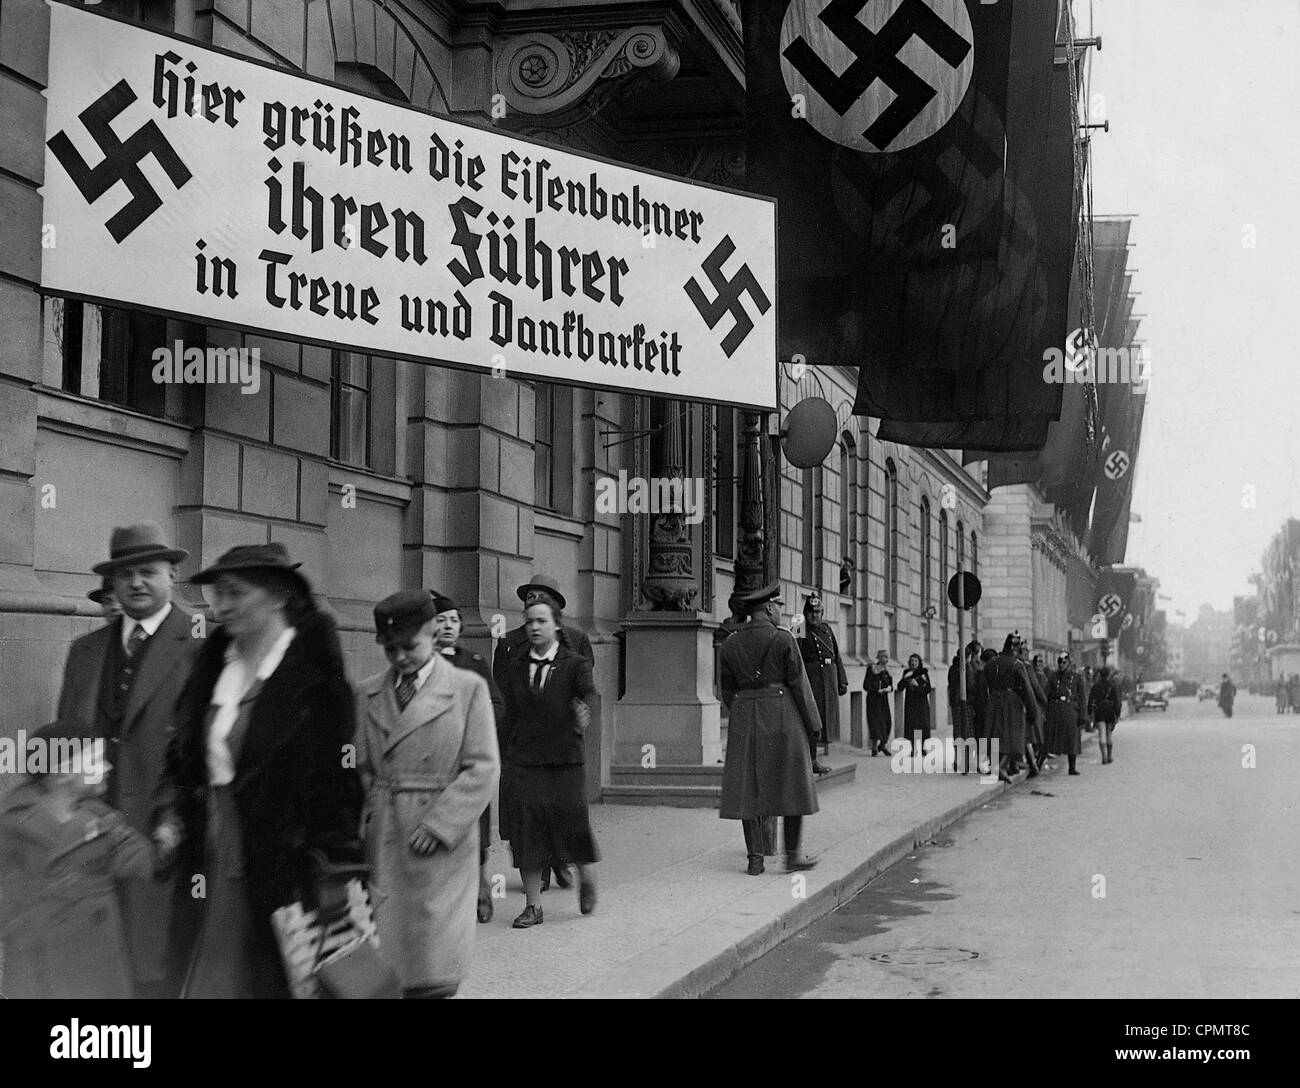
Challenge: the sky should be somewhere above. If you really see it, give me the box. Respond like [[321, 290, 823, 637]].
[[1085, 0, 1300, 623]]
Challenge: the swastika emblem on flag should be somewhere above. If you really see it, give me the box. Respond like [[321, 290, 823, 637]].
[[1098, 593, 1124, 619], [47, 79, 191, 243], [780, 0, 975, 153], [1104, 450, 1131, 481], [684, 235, 772, 358]]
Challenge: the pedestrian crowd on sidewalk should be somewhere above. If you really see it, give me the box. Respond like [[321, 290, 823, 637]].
[[0, 521, 1131, 1000], [0, 522, 602, 1000], [1274, 674, 1300, 714]]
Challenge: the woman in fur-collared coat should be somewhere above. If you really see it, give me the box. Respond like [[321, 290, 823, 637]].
[[357, 591, 500, 998]]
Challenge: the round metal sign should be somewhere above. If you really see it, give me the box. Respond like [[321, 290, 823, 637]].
[[947, 571, 981, 611], [781, 396, 838, 468]]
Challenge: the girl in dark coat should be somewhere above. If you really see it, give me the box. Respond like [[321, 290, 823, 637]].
[[497, 601, 599, 929], [160, 544, 363, 999], [863, 650, 894, 755], [899, 654, 933, 754]]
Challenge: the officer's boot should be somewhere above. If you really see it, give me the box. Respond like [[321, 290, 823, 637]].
[[743, 819, 765, 876]]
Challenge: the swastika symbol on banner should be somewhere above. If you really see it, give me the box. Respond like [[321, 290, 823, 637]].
[[1121, 613, 1134, 631], [47, 80, 192, 243], [781, 0, 975, 153], [1104, 450, 1131, 481], [1097, 593, 1123, 619], [684, 235, 772, 358]]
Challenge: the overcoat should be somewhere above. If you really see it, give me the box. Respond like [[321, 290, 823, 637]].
[[1019, 659, 1047, 746], [56, 602, 197, 986], [0, 783, 153, 998], [356, 653, 500, 991], [798, 621, 847, 742], [1044, 669, 1088, 756], [864, 665, 894, 743], [164, 609, 363, 998], [983, 652, 1035, 757], [1090, 678, 1122, 725], [718, 613, 820, 819], [899, 666, 933, 737]]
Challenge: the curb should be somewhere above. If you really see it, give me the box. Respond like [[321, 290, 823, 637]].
[[654, 777, 1009, 999], [656, 728, 1103, 999]]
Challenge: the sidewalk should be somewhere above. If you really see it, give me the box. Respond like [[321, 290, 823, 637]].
[[460, 739, 1049, 999]]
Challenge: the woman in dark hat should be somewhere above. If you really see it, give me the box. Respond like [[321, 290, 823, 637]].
[[863, 649, 895, 756], [427, 590, 505, 924], [159, 543, 363, 998], [899, 653, 934, 756], [496, 598, 599, 928]]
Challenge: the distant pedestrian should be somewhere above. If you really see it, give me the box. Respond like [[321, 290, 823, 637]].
[[428, 591, 505, 924], [864, 650, 894, 756], [1289, 673, 1300, 714], [949, 643, 981, 773], [1276, 677, 1289, 714], [797, 591, 846, 775], [497, 599, 599, 928], [1081, 666, 1096, 729], [984, 635, 1037, 781], [1218, 673, 1236, 718], [355, 591, 500, 997], [1090, 667, 1122, 764], [1045, 653, 1088, 775], [899, 653, 933, 755], [719, 583, 820, 876], [1015, 637, 1047, 773], [0, 721, 154, 998]]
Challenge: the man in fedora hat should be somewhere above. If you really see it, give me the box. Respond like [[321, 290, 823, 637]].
[[719, 583, 821, 876], [491, 574, 593, 891], [55, 521, 199, 998]]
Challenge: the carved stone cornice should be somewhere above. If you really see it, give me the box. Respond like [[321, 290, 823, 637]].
[[494, 26, 680, 119]]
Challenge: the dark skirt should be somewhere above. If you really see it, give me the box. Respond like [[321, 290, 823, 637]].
[[902, 691, 931, 739], [182, 785, 287, 999], [1044, 701, 1081, 756], [506, 763, 600, 870], [865, 693, 892, 743]]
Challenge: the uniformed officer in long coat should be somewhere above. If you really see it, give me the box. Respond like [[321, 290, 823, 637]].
[[797, 592, 846, 776], [719, 583, 820, 876]]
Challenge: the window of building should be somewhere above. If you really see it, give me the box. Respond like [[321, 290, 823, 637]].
[[47, 297, 169, 417], [920, 497, 933, 611], [885, 459, 899, 606], [715, 406, 736, 560], [537, 383, 575, 514], [801, 463, 824, 588], [839, 435, 857, 590], [940, 510, 950, 658], [971, 529, 980, 636], [330, 351, 372, 468]]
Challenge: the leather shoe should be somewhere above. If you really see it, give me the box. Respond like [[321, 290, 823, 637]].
[[746, 857, 765, 876], [812, 760, 832, 776], [579, 881, 597, 915], [511, 905, 543, 928], [477, 896, 493, 924], [786, 856, 818, 872], [553, 865, 573, 890]]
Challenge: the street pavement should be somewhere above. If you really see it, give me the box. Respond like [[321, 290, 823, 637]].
[[709, 693, 1300, 999], [459, 733, 1011, 998]]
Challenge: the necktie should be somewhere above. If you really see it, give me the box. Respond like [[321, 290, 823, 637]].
[[125, 623, 148, 659], [529, 656, 548, 693], [396, 673, 417, 710]]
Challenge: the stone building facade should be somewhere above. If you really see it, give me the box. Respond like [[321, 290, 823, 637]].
[[0, 0, 988, 799]]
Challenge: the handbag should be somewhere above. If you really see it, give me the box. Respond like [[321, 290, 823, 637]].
[[270, 851, 401, 999]]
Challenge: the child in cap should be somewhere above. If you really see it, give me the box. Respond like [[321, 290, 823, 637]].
[[0, 720, 154, 998]]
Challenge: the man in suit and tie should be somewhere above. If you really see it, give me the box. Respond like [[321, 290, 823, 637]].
[[56, 522, 200, 998]]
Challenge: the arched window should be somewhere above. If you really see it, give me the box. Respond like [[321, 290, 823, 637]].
[[885, 459, 899, 607], [839, 433, 858, 595], [801, 463, 824, 588], [956, 519, 966, 573], [920, 497, 933, 612], [939, 510, 950, 657], [970, 529, 980, 636]]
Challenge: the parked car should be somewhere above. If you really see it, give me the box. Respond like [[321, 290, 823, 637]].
[[1135, 689, 1169, 712], [1197, 683, 1217, 701]]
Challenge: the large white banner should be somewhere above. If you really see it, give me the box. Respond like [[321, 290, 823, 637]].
[[40, 3, 777, 408]]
